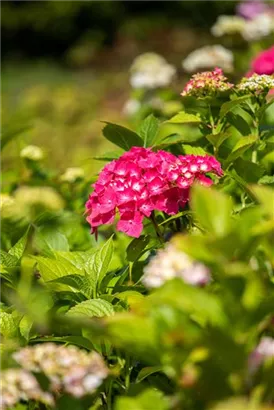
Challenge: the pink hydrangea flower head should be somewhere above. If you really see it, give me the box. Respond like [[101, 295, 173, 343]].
[[85, 147, 223, 238], [237, 73, 274, 95], [181, 67, 234, 98], [247, 46, 274, 76]]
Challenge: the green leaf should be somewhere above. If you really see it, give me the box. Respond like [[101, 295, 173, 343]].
[[258, 175, 274, 185], [233, 158, 265, 183], [225, 134, 258, 164], [191, 185, 233, 236], [115, 388, 169, 410], [35, 229, 69, 257], [136, 366, 163, 383], [48, 274, 90, 297], [126, 235, 150, 263], [166, 111, 201, 124], [0, 250, 19, 268], [182, 144, 207, 155], [93, 149, 125, 161], [206, 132, 230, 149], [66, 299, 114, 318], [32, 255, 83, 283], [138, 114, 160, 147], [219, 95, 251, 118], [31, 335, 94, 350], [0, 311, 19, 338], [19, 315, 33, 341], [102, 122, 143, 150], [86, 236, 114, 292], [55, 249, 97, 270], [8, 228, 30, 260], [250, 185, 274, 218]]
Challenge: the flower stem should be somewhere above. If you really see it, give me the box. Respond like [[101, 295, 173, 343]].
[[150, 212, 164, 244]]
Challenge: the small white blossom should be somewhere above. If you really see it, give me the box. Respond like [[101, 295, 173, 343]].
[[130, 52, 176, 89], [142, 242, 210, 288], [20, 145, 44, 161], [237, 74, 274, 94], [211, 15, 246, 37], [123, 99, 141, 116], [182, 45, 234, 73], [60, 167, 85, 183]]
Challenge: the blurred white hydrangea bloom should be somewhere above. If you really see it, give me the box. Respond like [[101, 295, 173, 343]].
[[13, 343, 109, 398], [122, 99, 141, 116], [242, 13, 274, 41], [182, 45, 234, 73], [211, 15, 246, 37], [14, 186, 64, 212], [20, 145, 44, 161], [130, 52, 176, 89], [60, 167, 85, 183], [142, 242, 210, 288], [0, 369, 54, 410]]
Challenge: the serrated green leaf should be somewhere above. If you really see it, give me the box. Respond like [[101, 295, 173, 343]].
[[225, 135, 258, 164], [0, 311, 19, 338], [206, 132, 230, 149], [220, 95, 251, 118], [138, 114, 160, 147], [258, 175, 274, 185], [191, 185, 233, 237], [0, 250, 19, 268], [166, 111, 201, 124], [66, 299, 114, 318], [8, 228, 30, 260], [32, 255, 83, 283], [115, 388, 169, 410], [182, 145, 207, 155], [48, 274, 90, 297], [55, 249, 97, 270], [86, 236, 114, 293], [126, 235, 150, 263], [102, 122, 143, 150]]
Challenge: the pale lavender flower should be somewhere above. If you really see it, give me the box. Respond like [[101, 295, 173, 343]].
[[248, 336, 274, 375], [142, 242, 211, 288]]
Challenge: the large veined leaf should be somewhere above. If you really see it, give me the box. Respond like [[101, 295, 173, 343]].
[[32, 255, 83, 282], [102, 122, 143, 150], [85, 236, 114, 293], [166, 111, 201, 124], [0, 311, 19, 339], [138, 114, 160, 147], [206, 132, 230, 150], [55, 249, 97, 270], [66, 299, 114, 318], [34, 229, 69, 256], [47, 274, 90, 297], [115, 388, 169, 410], [191, 185, 233, 237], [0, 250, 19, 268]]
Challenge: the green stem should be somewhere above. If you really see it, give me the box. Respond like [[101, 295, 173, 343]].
[[150, 212, 164, 244]]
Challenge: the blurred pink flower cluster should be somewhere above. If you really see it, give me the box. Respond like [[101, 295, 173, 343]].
[[86, 147, 222, 238], [181, 67, 234, 98], [247, 46, 274, 76]]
